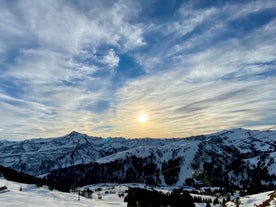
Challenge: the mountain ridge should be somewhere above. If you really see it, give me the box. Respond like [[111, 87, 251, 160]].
[[0, 129, 180, 176], [1, 128, 276, 190]]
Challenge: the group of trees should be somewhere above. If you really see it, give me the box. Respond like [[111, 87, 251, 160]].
[[161, 157, 182, 185], [0, 165, 69, 192], [189, 153, 276, 194], [124, 188, 195, 207], [49, 154, 184, 188], [47, 145, 275, 196]]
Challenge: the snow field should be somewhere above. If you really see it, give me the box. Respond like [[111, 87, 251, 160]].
[[0, 178, 126, 207], [225, 191, 276, 207], [1, 178, 275, 207]]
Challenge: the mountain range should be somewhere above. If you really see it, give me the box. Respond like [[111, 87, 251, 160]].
[[1, 128, 276, 190]]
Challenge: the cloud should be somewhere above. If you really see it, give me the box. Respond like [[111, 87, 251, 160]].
[[79, 100, 111, 114], [0, 0, 145, 68], [113, 69, 276, 137], [223, 0, 275, 20], [0, 0, 275, 139], [111, 1, 276, 138], [134, 0, 276, 78], [92, 125, 116, 133], [0, 0, 147, 138], [101, 49, 120, 69]]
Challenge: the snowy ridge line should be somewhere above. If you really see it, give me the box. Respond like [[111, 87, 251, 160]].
[[221, 126, 276, 145]]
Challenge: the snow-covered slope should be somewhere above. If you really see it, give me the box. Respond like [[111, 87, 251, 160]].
[[96, 138, 201, 186], [47, 128, 276, 189], [0, 178, 126, 207], [225, 191, 276, 207], [1, 177, 275, 207]]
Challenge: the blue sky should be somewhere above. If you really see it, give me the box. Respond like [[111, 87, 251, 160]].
[[0, 0, 275, 140]]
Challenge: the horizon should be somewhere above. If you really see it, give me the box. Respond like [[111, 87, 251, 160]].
[[0, 0, 276, 140]]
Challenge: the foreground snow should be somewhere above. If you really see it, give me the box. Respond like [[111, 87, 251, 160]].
[[1, 178, 275, 207], [0, 178, 126, 207]]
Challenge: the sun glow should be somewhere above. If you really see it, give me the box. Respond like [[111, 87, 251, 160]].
[[138, 113, 148, 123]]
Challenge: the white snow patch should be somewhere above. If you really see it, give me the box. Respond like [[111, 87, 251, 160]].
[[225, 191, 276, 207]]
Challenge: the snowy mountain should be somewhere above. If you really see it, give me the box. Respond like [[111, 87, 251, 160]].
[[0, 131, 174, 176], [1, 128, 276, 190], [47, 128, 276, 190]]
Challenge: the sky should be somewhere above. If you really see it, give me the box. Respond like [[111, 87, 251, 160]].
[[0, 0, 275, 140]]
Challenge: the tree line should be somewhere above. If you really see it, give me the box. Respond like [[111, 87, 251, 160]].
[[0, 165, 69, 192], [124, 187, 195, 207]]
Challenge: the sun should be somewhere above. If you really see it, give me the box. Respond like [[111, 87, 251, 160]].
[[138, 113, 148, 123]]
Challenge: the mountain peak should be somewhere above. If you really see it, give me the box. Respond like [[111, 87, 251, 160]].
[[67, 131, 88, 138]]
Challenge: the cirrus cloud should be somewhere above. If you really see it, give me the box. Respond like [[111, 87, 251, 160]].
[[0, 0, 275, 140]]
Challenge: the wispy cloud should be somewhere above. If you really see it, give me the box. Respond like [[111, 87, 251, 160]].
[[101, 49, 120, 69], [0, 0, 275, 139], [110, 0, 276, 138], [0, 0, 146, 139]]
